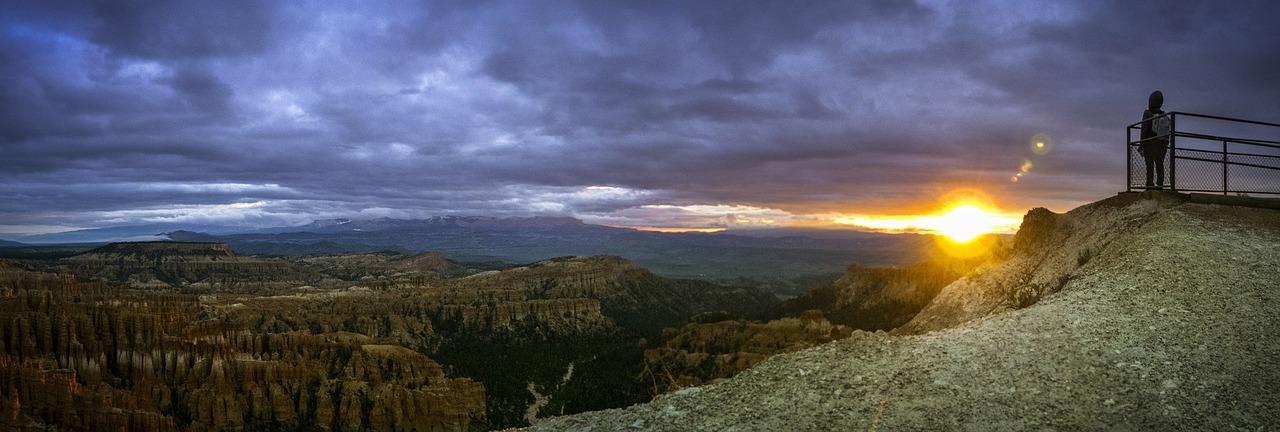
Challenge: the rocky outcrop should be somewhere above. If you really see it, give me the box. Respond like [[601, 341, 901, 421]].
[[455, 256, 778, 338], [642, 310, 852, 393], [58, 242, 300, 290], [432, 298, 610, 335], [295, 251, 462, 283], [781, 237, 998, 332], [52, 243, 466, 293], [896, 191, 1179, 334]]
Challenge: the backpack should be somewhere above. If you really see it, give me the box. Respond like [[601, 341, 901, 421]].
[[1152, 113, 1171, 138]]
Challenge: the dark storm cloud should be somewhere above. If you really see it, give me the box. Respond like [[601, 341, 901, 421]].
[[165, 66, 235, 118], [2, 0, 1278, 234], [89, 0, 273, 59]]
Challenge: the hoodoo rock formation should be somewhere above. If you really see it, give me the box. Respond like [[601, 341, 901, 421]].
[[453, 256, 778, 338], [423, 255, 778, 427], [57, 242, 301, 291], [0, 263, 485, 431], [293, 251, 462, 282], [2, 243, 779, 430], [642, 310, 854, 394]]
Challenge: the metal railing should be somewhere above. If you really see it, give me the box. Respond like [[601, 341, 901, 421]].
[[1126, 111, 1280, 195]]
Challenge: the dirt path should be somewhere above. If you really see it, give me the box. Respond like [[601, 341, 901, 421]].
[[527, 197, 1280, 431]]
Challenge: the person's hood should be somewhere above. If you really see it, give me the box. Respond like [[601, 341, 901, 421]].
[[1149, 91, 1164, 111]]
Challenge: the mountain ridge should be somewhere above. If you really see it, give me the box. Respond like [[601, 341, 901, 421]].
[[7, 219, 931, 294], [164, 219, 933, 295], [291, 216, 588, 233]]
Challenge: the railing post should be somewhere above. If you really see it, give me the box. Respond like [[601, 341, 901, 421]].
[[1126, 128, 1133, 192], [1169, 113, 1177, 191], [1223, 140, 1229, 195]]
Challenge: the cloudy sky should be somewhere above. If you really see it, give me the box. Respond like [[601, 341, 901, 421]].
[[3, 0, 1278, 236]]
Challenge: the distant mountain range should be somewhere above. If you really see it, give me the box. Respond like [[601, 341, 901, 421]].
[[6, 216, 589, 244], [3, 216, 936, 294], [291, 215, 585, 232], [9, 223, 249, 244]]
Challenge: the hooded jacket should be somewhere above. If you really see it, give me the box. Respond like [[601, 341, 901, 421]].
[[1141, 91, 1165, 143]]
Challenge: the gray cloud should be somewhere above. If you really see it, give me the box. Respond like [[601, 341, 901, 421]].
[[88, 0, 273, 60], [2, 0, 1278, 234]]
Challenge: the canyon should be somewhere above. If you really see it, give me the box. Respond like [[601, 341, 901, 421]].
[[1, 241, 794, 430], [0, 208, 1021, 431]]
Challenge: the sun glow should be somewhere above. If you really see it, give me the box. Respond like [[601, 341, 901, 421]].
[[831, 202, 1021, 242], [933, 205, 998, 242]]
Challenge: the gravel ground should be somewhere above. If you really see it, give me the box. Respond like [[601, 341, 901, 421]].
[[526, 194, 1280, 431]]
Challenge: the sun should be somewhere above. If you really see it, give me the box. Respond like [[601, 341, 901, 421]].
[[934, 205, 999, 243], [826, 192, 1023, 243]]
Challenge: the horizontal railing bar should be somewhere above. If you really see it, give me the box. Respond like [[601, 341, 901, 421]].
[[1126, 112, 1280, 131], [1175, 148, 1280, 159], [1169, 111, 1280, 129], [1174, 156, 1280, 171], [1168, 187, 1280, 196], [1125, 136, 1280, 150], [1175, 131, 1280, 147]]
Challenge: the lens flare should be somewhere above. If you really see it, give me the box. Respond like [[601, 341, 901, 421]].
[[1030, 133, 1053, 156], [1012, 134, 1053, 182]]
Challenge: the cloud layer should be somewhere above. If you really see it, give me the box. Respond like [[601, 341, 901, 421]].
[[3, 0, 1278, 234]]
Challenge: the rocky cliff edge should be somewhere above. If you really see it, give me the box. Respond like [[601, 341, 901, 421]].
[[527, 191, 1280, 431]]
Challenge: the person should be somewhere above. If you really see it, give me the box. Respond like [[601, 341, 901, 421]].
[[1139, 90, 1169, 188]]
